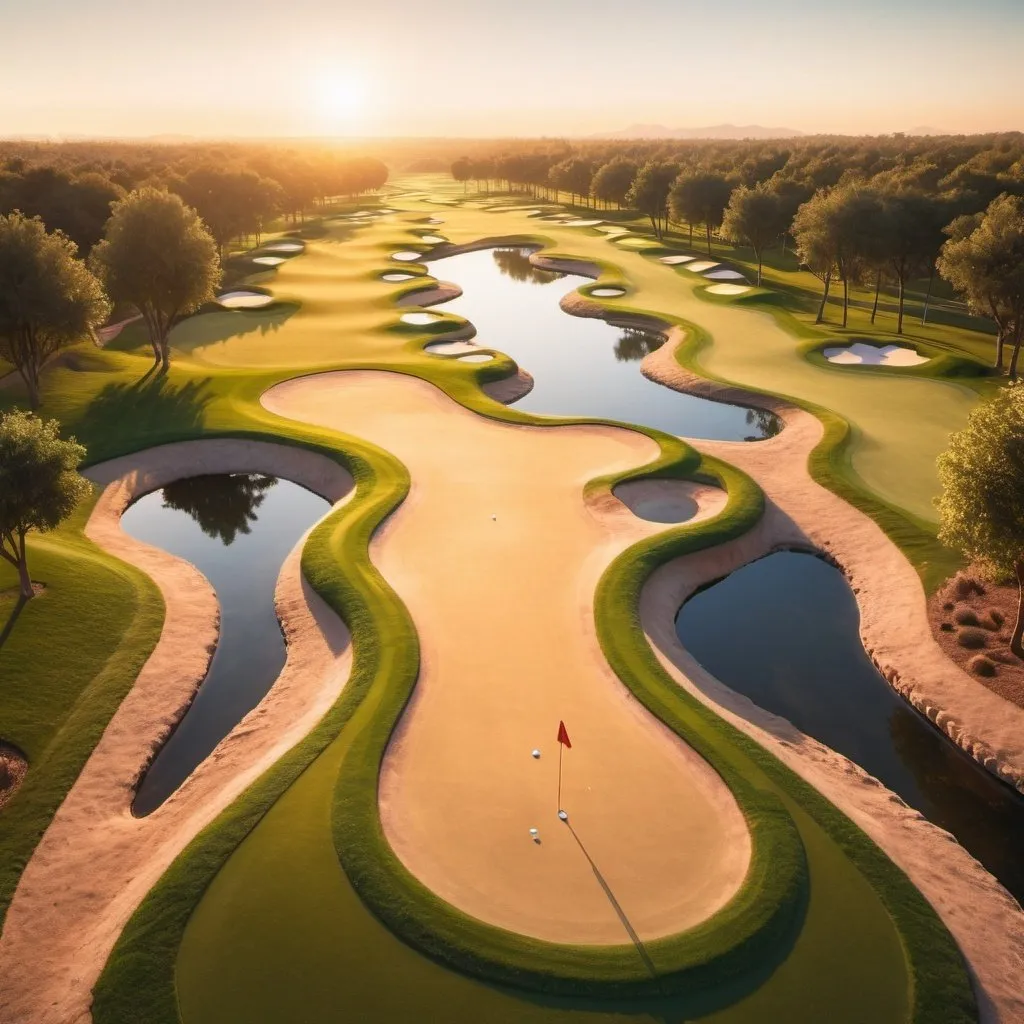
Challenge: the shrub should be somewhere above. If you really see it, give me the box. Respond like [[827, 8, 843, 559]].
[[988, 608, 1005, 628], [968, 655, 997, 677], [952, 574, 985, 599], [940, 622, 954, 632], [956, 626, 988, 649], [953, 606, 980, 627], [943, 601, 955, 611]]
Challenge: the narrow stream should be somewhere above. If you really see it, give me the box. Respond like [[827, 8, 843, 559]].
[[427, 247, 780, 441], [121, 473, 330, 815], [676, 551, 1024, 902]]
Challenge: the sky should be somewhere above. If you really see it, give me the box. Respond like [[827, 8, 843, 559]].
[[2, 0, 1023, 139]]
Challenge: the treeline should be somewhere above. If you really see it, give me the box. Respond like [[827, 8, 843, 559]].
[[0, 141, 389, 256], [450, 134, 1024, 371]]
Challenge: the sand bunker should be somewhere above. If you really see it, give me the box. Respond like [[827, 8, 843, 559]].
[[591, 287, 625, 298], [262, 241, 304, 253], [252, 256, 287, 266], [563, 219, 602, 227], [217, 291, 274, 309], [392, 251, 424, 262], [660, 255, 695, 265], [420, 235, 447, 244], [706, 284, 752, 296], [426, 217, 445, 224], [261, 370, 751, 944], [613, 479, 727, 524], [705, 269, 746, 281], [686, 261, 719, 273], [823, 342, 930, 367], [382, 272, 416, 282], [457, 353, 493, 363], [424, 341, 480, 356], [400, 312, 442, 326]]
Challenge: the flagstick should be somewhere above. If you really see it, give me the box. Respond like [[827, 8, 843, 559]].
[[557, 742, 563, 813]]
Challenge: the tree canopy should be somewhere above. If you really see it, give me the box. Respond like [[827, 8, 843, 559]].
[[90, 188, 219, 371], [0, 212, 110, 408], [627, 161, 679, 239], [720, 183, 788, 284], [937, 384, 1024, 658], [0, 409, 89, 601], [669, 171, 734, 254]]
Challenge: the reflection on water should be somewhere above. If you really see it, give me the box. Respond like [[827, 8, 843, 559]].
[[613, 328, 662, 363], [431, 247, 779, 441], [492, 246, 563, 285], [677, 551, 1024, 902], [161, 473, 276, 546], [122, 474, 329, 815], [745, 408, 783, 440]]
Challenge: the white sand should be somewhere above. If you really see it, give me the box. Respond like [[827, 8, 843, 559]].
[[685, 261, 719, 273], [392, 250, 424, 262], [591, 288, 625, 298], [420, 234, 447, 244], [563, 219, 603, 227], [706, 284, 752, 296], [660, 255, 695, 265], [217, 290, 274, 309], [262, 370, 752, 944], [382, 272, 416, 282], [252, 256, 287, 266], [0, 440, 354, 1024], [424, 341, 481, 355], [262, 241, 304, 253], [823, 342, 929, 367], [704, 269, 747, 281], [400, 312, 442, 326]]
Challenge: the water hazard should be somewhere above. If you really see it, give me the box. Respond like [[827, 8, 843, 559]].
[[121, 473, 329, 815], [427, 247, 779, 441], [676, 550, 1024, 902]]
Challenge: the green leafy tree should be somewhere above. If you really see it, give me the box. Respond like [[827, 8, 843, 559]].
[[938, 194, 1024, 375], [0, 409, 89, 601], [91, 188, 219, 372], [0, 212, 110, 409], [626, 161, 679, 240], [937, 385, 1024, 658], [591, 157, 638, 209], [669, 172, 735, 255], [720, 183, 788, 285], [451, 157, 472, 192]]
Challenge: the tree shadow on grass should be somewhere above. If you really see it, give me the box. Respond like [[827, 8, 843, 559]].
[[169, 305, 299, 358], [81, 374, 216, 459]]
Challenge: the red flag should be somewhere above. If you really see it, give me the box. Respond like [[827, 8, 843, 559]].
[[557, 720, 572, 749]]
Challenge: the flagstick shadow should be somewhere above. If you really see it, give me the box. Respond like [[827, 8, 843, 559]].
[[564, 818, 660, 985]]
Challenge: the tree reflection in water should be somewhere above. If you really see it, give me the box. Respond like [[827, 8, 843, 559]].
[[745, 407, 783, 439], [492, 247, 563, 285], [161, 473, 277, 546], [613, 328, 663, 362]]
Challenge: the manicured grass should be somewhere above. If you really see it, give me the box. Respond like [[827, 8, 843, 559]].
[[2, 191, 978, 1022]]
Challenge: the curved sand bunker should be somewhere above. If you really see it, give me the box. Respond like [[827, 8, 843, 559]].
[[686, 261, 719, 273], [262, 370, 751, 944], [419, 234, 447, 244], [660, 255, 695, 265], [457, 353, 492, 362], [392, 250, 423, 262], [424, 340, 481, 356], [613, 478, 727, 524], [0, 440, 354, 1024], [707, 283, 752, 296], [217, 290, 275, 309], [400, 312, 442, 326], [382, 272, 416, 282], [262, 241, 304, 253], [591, 287, 626, 298], [252, 255, 287, 266], [823, 342, 929, 367], [705, 269, 747, 281]]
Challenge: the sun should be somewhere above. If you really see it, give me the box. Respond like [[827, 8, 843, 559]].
[[313, 71, 369, 127]]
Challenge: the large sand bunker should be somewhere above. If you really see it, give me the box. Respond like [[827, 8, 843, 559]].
[[217, 290, 274, 309], [262, 370, 751, 944], [707, 283, 752, 296], [705, 269, 747, 281], [824, 342, 929, 367], [613, 479, 727, 524]]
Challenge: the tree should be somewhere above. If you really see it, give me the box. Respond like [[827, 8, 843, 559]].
[[720, 183, 788, 285], [91, 188, 219, 371], [451, 157, 472, 192], [669, 172, 735, 255], [0, 212, 110, 409], [0, 410, 89, 601], [938, 194, 1024, 375], [591, 157, 638, 209], [937, 384, 1024, 658], [626, 161, 679, 239], [162, 473, 276, 545], [548, 158, 593, 206]]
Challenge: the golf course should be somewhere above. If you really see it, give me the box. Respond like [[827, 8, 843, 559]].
[[3, 157, 1024, 1024]]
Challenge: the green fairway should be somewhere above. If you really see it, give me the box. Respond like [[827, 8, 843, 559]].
[[1, 183, 984, 1023]]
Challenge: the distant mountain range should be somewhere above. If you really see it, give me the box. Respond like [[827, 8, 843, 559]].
[[591, 123, 806, 140]]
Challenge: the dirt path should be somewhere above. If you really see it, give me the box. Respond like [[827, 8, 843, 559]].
[[0, 440, 353, 1024], [263, 370, 752, 945]]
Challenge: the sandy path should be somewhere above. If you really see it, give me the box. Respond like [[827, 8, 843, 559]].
[[0, 440, 353, 1024], [263, 370, 752, 945], [632, 337, 1024, 1021]]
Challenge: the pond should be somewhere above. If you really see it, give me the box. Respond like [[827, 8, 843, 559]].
[[121, 473, 330, 815], [676, 550, 1024, 902], [427, 247, 780, 441]]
